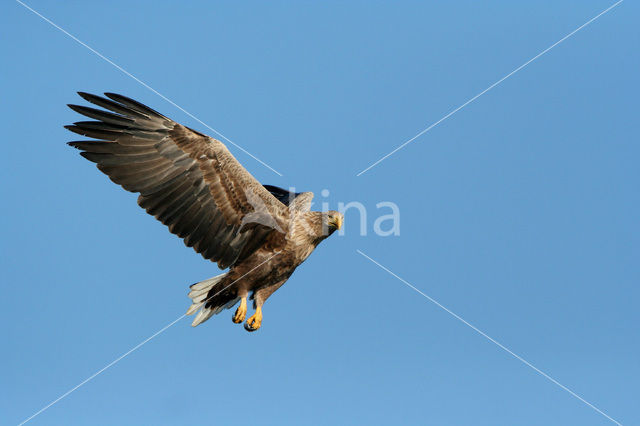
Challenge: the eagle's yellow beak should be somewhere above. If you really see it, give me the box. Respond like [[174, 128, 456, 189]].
[[328, 214, 343, 230]]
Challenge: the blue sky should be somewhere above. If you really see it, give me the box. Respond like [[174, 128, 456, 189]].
[[1, 1, 638, 425]]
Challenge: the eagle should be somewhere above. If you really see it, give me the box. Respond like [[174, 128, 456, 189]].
[[66, 92, 343, 332]]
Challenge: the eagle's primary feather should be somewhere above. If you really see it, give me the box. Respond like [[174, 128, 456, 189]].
[[67, 92, 342, 332]]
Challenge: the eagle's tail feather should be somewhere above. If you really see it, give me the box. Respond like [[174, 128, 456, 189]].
[[186, 273, 238, 327]]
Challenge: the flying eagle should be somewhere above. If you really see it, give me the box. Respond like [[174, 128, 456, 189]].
[[66, 92, 343, 332]]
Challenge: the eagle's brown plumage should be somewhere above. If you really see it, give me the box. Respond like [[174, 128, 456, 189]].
[[67, 92, 343, 332]]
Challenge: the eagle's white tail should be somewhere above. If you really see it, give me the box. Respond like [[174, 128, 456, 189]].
[[186, 273, 238, 327]]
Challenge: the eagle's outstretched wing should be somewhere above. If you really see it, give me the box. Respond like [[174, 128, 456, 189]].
[[263, 184, 314, 212], [67, 92, 289, 269]]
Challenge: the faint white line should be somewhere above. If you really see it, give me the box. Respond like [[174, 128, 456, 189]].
[[18, 252, 281, 425], [356, 249, 622, 426], [16, 0, 284, 177], [17, 315, 185, 426], [356, 0, 624, 176]]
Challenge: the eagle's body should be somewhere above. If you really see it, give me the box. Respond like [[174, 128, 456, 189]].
[[67, 92, 342, 332]]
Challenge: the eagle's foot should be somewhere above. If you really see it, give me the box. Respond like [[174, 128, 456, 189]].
[[244, 307, 262, 332], [232, 298, 247, 324]]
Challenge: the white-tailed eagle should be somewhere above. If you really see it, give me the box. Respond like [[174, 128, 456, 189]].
[[67, 92, 343, 332]]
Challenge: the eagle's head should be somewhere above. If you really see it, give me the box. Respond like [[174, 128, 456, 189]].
[[325, 210, 344, 235], [303, 211, 343, 244]]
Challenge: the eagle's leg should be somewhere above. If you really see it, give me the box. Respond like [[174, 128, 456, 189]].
[[244, 287, 269, 332], [244, 280, 286, 332], [232, 295, 247, 324], [244, 305, 262, 332]]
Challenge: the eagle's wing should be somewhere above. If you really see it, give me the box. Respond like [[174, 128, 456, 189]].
[[288, 192, 314, 212], [67, 92, 289, 269], [262, 184, 314, 212], [262, 185, 302, 206]]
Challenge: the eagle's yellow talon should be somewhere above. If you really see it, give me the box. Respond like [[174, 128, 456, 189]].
[[244, 307, 262, 332], [232, 297, 247, 324]]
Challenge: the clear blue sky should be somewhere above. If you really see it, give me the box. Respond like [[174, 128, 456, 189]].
[[2, 1, 638, 425]]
